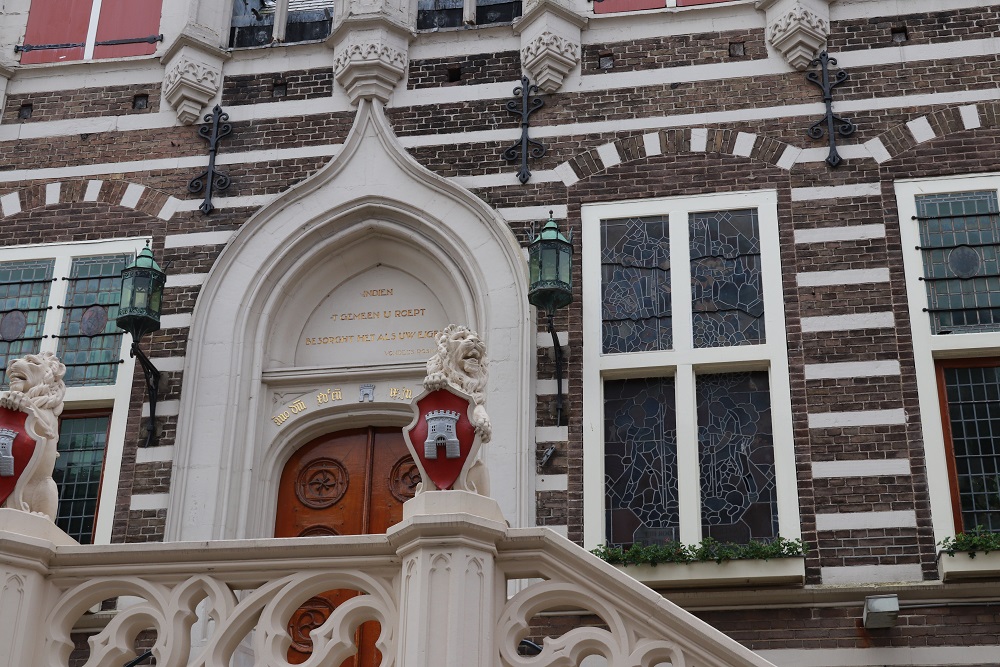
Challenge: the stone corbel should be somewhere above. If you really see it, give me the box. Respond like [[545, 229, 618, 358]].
[[161, 25, 230, 125], [327, 0, 414, 106], [756, 0, 832, 71], [0, 62, 15, 120], [513, 0, 587, 93]]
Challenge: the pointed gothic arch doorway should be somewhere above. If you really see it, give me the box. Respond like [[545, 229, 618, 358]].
[[275, 426, 420, 664]]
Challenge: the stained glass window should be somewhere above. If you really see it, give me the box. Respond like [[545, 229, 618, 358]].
[[689, 209, 765, 348], [0, 260, 54, 386], [916, 191, 1000, 334], [604, 377, 678, 546], [600, 216, 671, 353], [57, 255, 127, 387], [697, 372, 777, 542], [54, 415, 109, 544], [941, 363, 1000, 532]]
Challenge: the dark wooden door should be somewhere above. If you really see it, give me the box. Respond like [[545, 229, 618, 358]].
[[276, 427, 418, 665]]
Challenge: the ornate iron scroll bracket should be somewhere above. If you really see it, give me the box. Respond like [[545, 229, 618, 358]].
[[188, 105, 232, 214], [502, 76, 546, 184], [805, 51, 856, 168]]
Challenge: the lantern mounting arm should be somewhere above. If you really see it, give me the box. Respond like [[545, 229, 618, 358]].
[[131, 340, 161, 448], [547, 310, 565, 427]]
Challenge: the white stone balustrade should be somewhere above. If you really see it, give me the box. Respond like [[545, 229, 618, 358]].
[[0, 494, 776, 667]]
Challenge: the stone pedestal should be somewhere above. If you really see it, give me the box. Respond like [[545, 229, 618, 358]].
[[514, 0, 587, 93], [388, 491, 506, 667], [756, 0, 832, 71]]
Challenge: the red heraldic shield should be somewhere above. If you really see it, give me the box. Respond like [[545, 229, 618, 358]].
[[0, 407, 34, 506], [404, 387, 478, 491]]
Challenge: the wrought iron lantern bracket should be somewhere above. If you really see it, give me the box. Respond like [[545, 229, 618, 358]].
[[502, 76, 546, 184], [805, 51, 856, 168], [188, 105, 233, 214]]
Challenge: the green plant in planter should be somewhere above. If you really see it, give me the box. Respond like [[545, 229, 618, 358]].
[[591, 536, 805, 567], [939, 526, 1000, 559]]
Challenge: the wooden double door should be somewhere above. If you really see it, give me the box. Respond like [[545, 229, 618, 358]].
[[275, 427, 419, 665]]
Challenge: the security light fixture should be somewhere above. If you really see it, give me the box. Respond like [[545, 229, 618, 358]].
[[863, 594, 899, 629], [528, 212, 573, 426], [117, 242, 165, 447]]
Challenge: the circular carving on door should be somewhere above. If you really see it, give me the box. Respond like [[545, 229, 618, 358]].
[[389, 456, 421, 502], [295, 459, 349, 509], [287, 596, 336, 652], [298, 525, 340, 537]]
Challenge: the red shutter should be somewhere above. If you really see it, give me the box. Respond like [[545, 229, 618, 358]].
[[594, 0, 664, 15], [93, 0, 162, 59], [20, 0, 93, 65], [676, 0, 731, 5]]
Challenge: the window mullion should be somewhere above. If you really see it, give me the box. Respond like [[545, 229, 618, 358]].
[[83, 0, 103, 60], [669, 209, 692, 353], [273, 0, 290, 42], [675, 363, 700, 544], [40, 257, 72, 355]]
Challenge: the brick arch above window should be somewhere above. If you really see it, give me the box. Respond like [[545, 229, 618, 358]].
[[0, 180, 180, 222], [862, 103, 1000, 166], [553, 128, 799, 187]]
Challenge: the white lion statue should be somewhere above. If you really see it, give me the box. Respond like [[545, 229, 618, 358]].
[[0, 352, 66, 519], [423, 324, 491, 495]]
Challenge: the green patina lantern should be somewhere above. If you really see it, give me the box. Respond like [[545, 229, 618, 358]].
[[528, 212, 573, 315], [116, 243, 165, 342]]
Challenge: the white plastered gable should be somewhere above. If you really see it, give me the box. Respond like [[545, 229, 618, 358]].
[[167, 100, 533, 540]]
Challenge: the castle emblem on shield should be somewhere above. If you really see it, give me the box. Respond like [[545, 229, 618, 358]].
[[424, 410, 461, 459], [0, 427, 16, 477]]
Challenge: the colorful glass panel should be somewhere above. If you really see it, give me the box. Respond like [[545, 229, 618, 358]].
[[0, 260, 54, 386], [697, 371, 777, 542], [57, 255, 128, 387], [689, 209, 765, 348], [943, 364, 1000, 532], [916, 191, 1000, 334], [54, 415, 109, 544], [604, 377, 678, 546], [600, 216, 671, 354]]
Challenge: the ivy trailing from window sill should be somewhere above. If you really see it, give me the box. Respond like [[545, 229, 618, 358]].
[[939, 526, 1000, 559], [591, 536, 806, 567]]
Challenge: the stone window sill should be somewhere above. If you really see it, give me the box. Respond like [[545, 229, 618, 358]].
[[614, 557, 805, 588]]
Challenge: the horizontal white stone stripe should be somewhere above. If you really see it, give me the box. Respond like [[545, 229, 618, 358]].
[[160, 313, 192, 329], [536, 331, 569, 348], [498, 205, 568, 222], [820, 563, 924, 585], [165, 273, 208, 288], [536, 379, 569, 395], [759, 645, 1000, 667], [535, 426, 568, 443], [174, 193, 279, 212], [804, 360, 901, 380], [141, 399, 180, 418], [148, 356, 186, 372], [164, 230, 236, 249], [796, 268, 890, 287], [135, 445, 174, 464], [451, 170, 563, 189], [129, 492, 169, 511], [801, 312, 895, 332], [794, 224, 886, 244], [815, 510, 917, 531], [808, 409, 906, 429], [812, 459, 911, 479], [536, 474, 568, 492], [790, 183, 881, 201]]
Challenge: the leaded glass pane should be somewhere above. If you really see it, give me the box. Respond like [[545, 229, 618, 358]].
[[943, 364, 1000, 532], [697, 371, 777, 542], [0, 259, 54, 386], [916, 191, 1000, 334], [53, 415, 109, 544], [57, 255, 127, 387], [689, 209, 765, 348], [600, 216, 671, 354], [604, 377, 678, 546]]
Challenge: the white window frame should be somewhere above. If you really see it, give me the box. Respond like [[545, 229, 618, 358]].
[[896, 173, 1000, 543], [0, 237, 144, 544], [581, 190, 798, 550]]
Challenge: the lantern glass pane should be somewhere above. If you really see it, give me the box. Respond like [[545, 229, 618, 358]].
[[120, 274, 134, 308], [134, 274, 149, 310], [529, 246, 541, 286], [559, 245, 572, 285], [541, 245, 558, 281]]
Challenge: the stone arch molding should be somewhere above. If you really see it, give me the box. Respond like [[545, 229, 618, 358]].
[[167, 99, 533, 541]]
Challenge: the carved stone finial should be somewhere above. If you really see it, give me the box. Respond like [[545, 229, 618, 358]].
[[161, 26, 230, 125], [756, 0, 831, 71], [327, 9, 414, 105], [514, 0, 587, 93], [0, 352, 66, 521]]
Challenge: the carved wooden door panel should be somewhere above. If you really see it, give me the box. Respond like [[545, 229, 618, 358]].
[[276, 426, 417, 666]]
